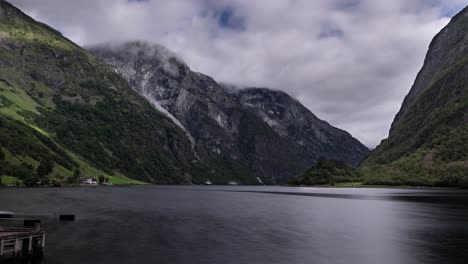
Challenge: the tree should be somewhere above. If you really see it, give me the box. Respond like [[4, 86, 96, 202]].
[[67, 169, 81, 185], [73, 169, 81, 179], [459, 175, 468, 189], [23, 175, 40, 187], [36, 158, 54, 178], [0, 149, 5, 161], [14, 163, 34, 180], [98, 175, 105, 184], [289, 158, 361, 186]]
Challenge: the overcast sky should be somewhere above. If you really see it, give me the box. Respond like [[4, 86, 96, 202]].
[[9, 0, 467, 147]]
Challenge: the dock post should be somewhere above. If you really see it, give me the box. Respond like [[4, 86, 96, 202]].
[[14, 239, 20, 256], [42, 233, 46, 248], [28, 235, 33, 255], [0, 239, 4, 255]]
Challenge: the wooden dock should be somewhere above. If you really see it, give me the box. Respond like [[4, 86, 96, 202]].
[[0, 226, 45, 258]]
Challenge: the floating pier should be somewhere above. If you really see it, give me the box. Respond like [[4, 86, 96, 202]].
[[0, 225, 45, 258], [0, 211, 74, 259]]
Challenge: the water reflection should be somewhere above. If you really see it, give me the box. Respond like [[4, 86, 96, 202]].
[[0, 186, 467, 264]]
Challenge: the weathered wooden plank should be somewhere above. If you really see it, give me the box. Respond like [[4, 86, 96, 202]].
[[0, 227, 46, 257]]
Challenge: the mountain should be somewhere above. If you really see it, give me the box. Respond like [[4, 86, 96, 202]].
[[0, 1, 199, 184], [0, 1, 368, 185], [236, 87, 368, 166], [362, 7, 468, 187], [89, 42, 369, 184]]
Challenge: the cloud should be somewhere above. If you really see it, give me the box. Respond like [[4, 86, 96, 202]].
[[8, 0, 467, 147]]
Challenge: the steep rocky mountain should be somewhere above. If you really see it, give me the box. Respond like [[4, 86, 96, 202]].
[[363, 7, 468, 187], [89, 42, 369, 184], [237, 88, 368, 166], [0, 1, 199, 184], [0, 0, 368, 185]]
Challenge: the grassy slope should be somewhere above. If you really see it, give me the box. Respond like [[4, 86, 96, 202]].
[[0, 2, 118, 183], [0, 1, 196, 184], [0, 175, 21, 185]]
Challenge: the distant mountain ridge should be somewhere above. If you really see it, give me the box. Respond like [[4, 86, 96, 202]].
[[89, 42, 369, 183], [237, 87, 368, 166]]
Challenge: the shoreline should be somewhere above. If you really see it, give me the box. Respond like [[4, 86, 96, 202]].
[[0, 183, 463, 190]]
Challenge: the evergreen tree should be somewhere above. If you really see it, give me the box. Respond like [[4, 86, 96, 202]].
[[15, 163, 34, 180], [23, 176, 40, 187], [73, 169, 81, 179], [36, 158, 54, 178], [0, 149, 5, 161], [67, 169, 81, 184], [98, 175, 105, 184]]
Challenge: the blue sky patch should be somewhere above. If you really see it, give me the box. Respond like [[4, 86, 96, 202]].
[[214, 6, 246, 31]]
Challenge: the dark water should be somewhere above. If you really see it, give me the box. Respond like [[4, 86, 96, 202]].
[[1, 186, 468, 264]]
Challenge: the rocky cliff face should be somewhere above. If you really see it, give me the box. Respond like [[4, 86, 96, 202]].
[[90, 42, 369, 183], [230, 86, 369, 184], [237, 88, 369, 166], [363, 7, 468, 186]]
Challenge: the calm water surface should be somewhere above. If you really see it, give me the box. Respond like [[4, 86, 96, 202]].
[[1, 186, 468, 264]]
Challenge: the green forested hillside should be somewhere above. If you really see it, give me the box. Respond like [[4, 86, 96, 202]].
[[0, 1, 199, 185], [361, 7, 468, 187], [289, 158, 362, 186]]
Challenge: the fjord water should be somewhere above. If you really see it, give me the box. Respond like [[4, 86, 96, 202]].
[[1, 186, 468, 264]]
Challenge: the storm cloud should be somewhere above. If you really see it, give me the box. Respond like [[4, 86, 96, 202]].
[[8, 0, 467, 147]]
